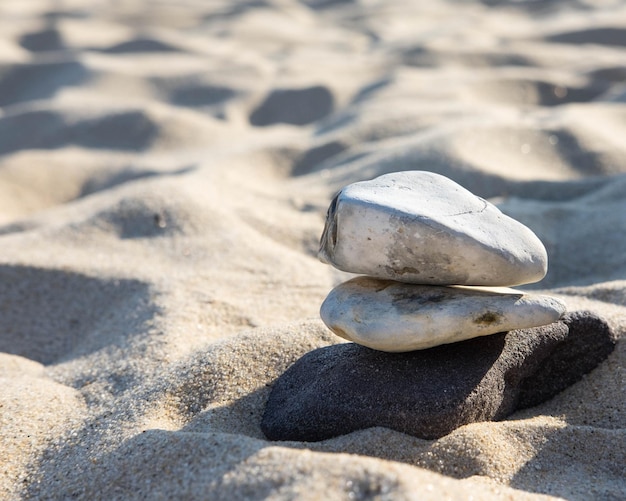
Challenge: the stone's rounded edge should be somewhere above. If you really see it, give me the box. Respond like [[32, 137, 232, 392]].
[[343, 170, 479, 212], [319, 186, 422, 277], [463, 197, 549, 286], [317, 192, 340, 265], [511, 293, 568, 329], [545, 295, 568, 319], [319, 291, 352, 342], [503, 219, 549, 286]]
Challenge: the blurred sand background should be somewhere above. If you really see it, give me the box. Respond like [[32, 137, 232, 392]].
[[0, 0, 625, 499]]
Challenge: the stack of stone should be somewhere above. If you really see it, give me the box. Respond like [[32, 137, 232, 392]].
[[261, 171, 616, 442], [317, 170, 566, 352]]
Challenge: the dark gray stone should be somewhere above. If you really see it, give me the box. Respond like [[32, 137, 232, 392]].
[[517, 310, 617, 408], [261, 311, 616, 442]]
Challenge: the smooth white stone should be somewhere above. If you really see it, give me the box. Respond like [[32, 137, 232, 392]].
[[320, 277, 567, 352], [319, 171, 548, 286]]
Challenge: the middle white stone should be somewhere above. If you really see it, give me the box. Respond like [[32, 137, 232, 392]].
[[320, 276, 567, 352]]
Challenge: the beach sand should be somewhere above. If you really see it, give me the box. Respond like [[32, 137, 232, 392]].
[[0, 0, 625, 499]]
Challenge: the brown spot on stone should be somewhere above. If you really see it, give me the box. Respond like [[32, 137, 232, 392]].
[[474, 311, 502, 325], [360, 278, 395, 292], [330, 326, 350, 340]]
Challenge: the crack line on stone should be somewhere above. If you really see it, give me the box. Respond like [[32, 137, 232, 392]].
[[444, 198, 488, 217]]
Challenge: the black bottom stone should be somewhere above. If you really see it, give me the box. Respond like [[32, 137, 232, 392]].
[[261, 311, 616, 442]]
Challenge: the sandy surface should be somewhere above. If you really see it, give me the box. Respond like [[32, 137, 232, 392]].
[[0, 0, 625, 499]]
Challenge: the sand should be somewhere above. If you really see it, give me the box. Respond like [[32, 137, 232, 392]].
[[0, 0, 624, 499]]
